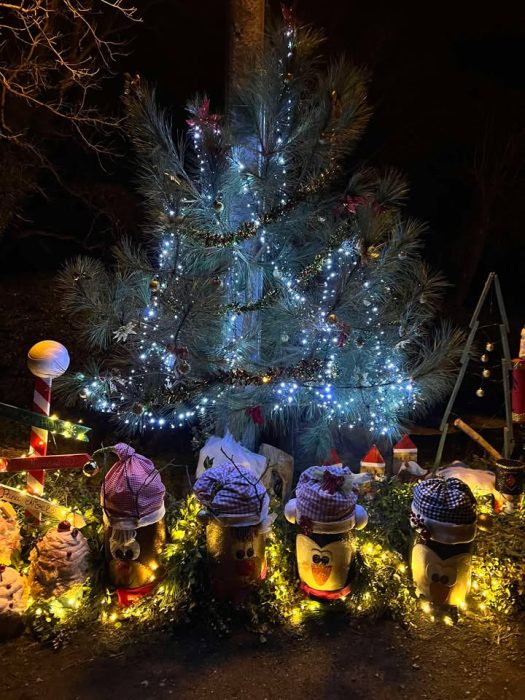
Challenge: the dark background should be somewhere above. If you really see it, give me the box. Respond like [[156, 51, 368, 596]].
[[1, 0, 524, 365]]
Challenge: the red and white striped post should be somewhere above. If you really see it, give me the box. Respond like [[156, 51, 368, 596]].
[[26, 341, 70, 502]]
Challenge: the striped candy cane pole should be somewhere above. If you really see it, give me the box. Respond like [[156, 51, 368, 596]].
[[27, 375, 52, 496], [27, 341, 70, 508]]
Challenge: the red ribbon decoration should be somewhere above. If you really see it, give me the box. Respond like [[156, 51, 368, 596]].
[[186, 97, 222, 130], [320, 469, 345, 495], [246, 405, 264, 425]]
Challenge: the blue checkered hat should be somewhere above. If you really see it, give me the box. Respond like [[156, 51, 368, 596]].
[[411, 477, 477, 544]]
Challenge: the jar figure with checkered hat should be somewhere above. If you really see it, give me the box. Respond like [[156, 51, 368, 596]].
[[285, 466, 368, 600], [193, 463, 274, 602], [96, 444, 167, 606], [410, 477, 477, 608]]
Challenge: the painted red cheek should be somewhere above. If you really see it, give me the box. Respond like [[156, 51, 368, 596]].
[[429, 582, 451, 605]]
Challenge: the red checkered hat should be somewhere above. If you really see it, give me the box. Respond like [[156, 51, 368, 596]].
[[193, 463, 270, 527], [285, 466, 368, 534], [101, 443, 166, 530]]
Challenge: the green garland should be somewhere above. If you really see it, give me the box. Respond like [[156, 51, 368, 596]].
[[3, 477, 524, 650]]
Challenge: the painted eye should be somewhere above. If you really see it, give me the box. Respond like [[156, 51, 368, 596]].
[[312, 554, 322, 564], [431, 573, 440, 583], [124, 549, 134, 560], [236, 550, 245, 559], [246, 547, 254, 558], [321, 556, 330, 565], [115, 549, 124, 560]]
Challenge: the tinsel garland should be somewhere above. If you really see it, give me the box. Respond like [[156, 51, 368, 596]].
[[7, 477, 523, 650]]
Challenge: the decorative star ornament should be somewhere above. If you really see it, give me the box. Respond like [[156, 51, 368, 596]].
[[113, 321, 138, 343]]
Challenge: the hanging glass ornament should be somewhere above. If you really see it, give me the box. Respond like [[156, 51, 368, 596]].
[[476, 388, 485, 398], [132, 402, 144, 415], [213, 200, 224, 213], [281, 333, 289, 343], [178, 359, 191, 375], [355, 336, 365, 348], [327, 313, 338, 324], [482, 368, 491, 378], [363, 298, 371, 307], [481, 354, 489, 363], [485, 342, 495, 352], [398, 250, 407, 260], [211, 277, 222, 288], [79, 387, 89, 400], [273, 268, 282, 279], [149, 279, 160, 292]]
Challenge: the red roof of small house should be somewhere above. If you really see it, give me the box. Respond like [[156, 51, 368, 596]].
[[323, 448, 342, 466], [361, 444, 385, 465], [393, 435, 417, 451]]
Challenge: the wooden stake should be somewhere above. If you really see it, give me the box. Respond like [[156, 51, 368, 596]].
[[453, 418, 503, 461]]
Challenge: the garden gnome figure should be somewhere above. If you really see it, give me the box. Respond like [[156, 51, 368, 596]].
[[193, 463, 273, 602], [101, 443, 166, 606], [410, 477, 477, 608], [285, 466, 368, 600]]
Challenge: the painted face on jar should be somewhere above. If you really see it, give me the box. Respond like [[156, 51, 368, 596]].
[[231, 537, 262, 578], [411, 543, 472, 607], [297, 533, 353, 591]]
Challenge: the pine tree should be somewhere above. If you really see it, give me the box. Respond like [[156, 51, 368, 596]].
[[58, 12, 463, 460]]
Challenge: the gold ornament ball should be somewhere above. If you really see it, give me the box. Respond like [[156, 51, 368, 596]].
[[132, 402, 144, 415], [79, 387, 89, 399], [327, 313, 338, 324], [482, 368, 491, 378], [149, 279, 160, 292], [476, 387, 485, 398], [178, 359, 191, 375], [480, 354, 489, 363], [211, 277, 222, 288], [213, 200, 224, 212]]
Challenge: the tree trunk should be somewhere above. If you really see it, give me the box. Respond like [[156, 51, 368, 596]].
[[226, 0, 265, 108]]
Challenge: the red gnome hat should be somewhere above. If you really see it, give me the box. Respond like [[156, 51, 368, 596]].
[[323, 448, 342, 467], [393, 435, 417, 452]]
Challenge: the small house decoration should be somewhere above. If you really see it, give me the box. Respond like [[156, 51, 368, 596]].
[[0, 501, 21, 566], [100, 443, 166, 606], [285, 466, 368, 600], [410, 477, 477, 608], [0, 565, 28, 640], [28, 520, 90, 599], [393, 435, 418, 475], [193, 463, 274, 602], [360, 445, 386, 479]]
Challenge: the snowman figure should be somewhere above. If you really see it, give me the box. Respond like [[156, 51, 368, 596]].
[[100, 443, 166, 605], [193, 463, 274, 602], [285, 466, 368, 599], [410, 477, 477, 608]]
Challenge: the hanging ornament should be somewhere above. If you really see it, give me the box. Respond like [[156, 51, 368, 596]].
[[327, 313, 338, 324], [398, 250, 407, 260], [419, 295, 426, 304], [281, 333, 289, 343], [113, 321, 138, 343], [273, 268, 282, 279], [177, 359, 191, 375], [482, 368, 491, 378], [211, 277, 222, 288], [363, 298, 371, 307], [213, 200, 224, 213], [149, 279, 160, 292], [283, 72, 293, 83], [83, 460, 100, 478], [485, 341, 495, 352], [476, 388, 485, 398], [186, 97, 222, 130], [132, 402, 144, 416], [481, 354, 489, 363], [355, 336, 365, 348], [79, 387, 89, 400]]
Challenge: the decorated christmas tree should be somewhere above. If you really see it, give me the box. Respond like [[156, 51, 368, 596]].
[[58, 11, 462, 459]]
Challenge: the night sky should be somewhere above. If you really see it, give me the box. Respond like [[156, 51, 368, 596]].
[[3, 0, 525, 321]]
